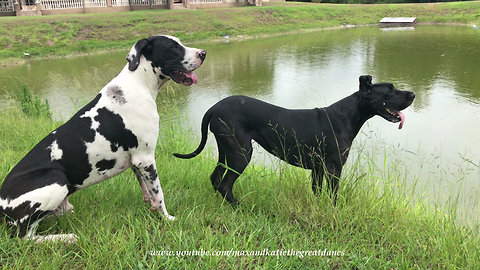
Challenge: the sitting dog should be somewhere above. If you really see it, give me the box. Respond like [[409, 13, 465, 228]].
[[174, 75, 415, 206], [0, 35, 206, 242]]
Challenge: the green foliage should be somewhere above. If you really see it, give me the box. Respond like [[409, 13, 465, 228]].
[[0, 97, 479, 268], [14, 84, 52, 119]]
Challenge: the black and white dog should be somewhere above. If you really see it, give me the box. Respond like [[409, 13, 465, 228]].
[[174, 76, 414, 206], [0, 35, 206, 242]]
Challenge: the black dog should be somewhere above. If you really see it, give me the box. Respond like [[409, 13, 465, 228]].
[[174, 75, 415, 206]]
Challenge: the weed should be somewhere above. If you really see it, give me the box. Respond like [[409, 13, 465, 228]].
[[14, 84, 51, 119]]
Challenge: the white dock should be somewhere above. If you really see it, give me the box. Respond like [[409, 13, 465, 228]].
[[379, 17, 417, 27]]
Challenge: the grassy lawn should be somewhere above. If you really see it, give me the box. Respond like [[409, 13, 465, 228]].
[[0, 88, 479, 268], [1, 1, 480, 63]]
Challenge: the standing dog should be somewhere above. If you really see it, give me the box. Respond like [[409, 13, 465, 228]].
[[0, 35, 206, 242], [174, 75, 415, 206]]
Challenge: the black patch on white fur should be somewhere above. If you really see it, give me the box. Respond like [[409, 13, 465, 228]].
[[0, 135, 56, 199], [127, 38, 149, 71], [151, 63, 156, 74], [55, 94, 101, 190], [96, 159, 116, 171], [140, 36, 188, 78], [144, 165, 157, 182], [106, 85, 126, 105], [1, 200, 48, 238], [0, 95, 102, 199], [94, 107, 138, 152]]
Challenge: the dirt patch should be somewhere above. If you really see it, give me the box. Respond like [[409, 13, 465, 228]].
[[75, 26, 92, 42]]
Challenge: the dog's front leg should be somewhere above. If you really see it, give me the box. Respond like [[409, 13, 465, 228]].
[[132, 157, 175, 221], [325, 162, 342, 205], [132, 167, 151, 202]]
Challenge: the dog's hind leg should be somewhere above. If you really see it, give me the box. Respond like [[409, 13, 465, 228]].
[[132, 167, 151, 202], [210, 135, 228, 191], [210, 159, 226, 192], [9, 174, 78, 243], [24, 219, 77, 244], [215, 133, 253, 207], [53, 196, 74, 215]]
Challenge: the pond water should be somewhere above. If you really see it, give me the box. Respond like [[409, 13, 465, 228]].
[[1, 25, 479, 223]]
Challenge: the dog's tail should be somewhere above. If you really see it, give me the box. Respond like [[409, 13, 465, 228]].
[[173, 107, 214, 159]]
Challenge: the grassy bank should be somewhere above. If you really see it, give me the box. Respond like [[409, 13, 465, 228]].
[[0, 89, 479, 268], [1, 1, 480, 64]]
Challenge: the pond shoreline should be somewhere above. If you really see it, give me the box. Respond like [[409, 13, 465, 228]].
[[1, 1, 479, 66], [1, 22, 476, 68]]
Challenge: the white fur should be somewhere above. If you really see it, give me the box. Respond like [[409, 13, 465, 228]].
[[0, 183, 68, 211], [48, 140, 63, 161]]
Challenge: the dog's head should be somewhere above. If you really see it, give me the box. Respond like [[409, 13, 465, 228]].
[[359, 75, 415, 129], [126, 35, 206, 86]]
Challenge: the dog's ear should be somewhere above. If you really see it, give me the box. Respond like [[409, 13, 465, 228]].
[[126, 38, 150, 71], [359, 75, 373, 93]]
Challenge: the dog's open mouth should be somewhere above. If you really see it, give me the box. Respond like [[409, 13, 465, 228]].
[[169, 71, 198, 86], [384, 108, 405, 129]]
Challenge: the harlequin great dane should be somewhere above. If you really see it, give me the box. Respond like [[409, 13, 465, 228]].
[[174, 75, 415, 206], [0, 35, 206, 243]]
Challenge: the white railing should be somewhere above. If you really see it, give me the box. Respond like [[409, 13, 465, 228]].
[[84, 0, 106, 7], [190, 0, 222, 3], [130, 0, 166, 6], [151, 0, 166, 5], [129, 0, 147, 5], [0, 0, 14, 12], [41, 0, 82, 9], [111, 0, 129, 6]]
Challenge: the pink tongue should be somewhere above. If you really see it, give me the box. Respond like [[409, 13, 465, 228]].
[[398, 111, 405, 129], [184, 72, 198, 84]]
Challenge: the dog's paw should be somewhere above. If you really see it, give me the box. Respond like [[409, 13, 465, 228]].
[[65, 233, 78, 244], [166, 215, 176, 221], [34, 233, 78, 244]]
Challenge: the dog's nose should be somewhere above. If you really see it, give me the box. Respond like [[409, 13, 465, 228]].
[[407, 92, 415, 101], [198, 50, 206, 61]]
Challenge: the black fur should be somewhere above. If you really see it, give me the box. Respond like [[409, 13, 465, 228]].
[[174, 75, 415, 206], [94, 107, 138, 152]]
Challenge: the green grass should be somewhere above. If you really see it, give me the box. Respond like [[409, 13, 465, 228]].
[[0, 89, 479, 268], [1, 1, 480, 64]]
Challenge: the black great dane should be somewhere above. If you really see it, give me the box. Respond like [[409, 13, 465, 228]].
[[0, 35, 206, 242], [174, 75, 415, 206]]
